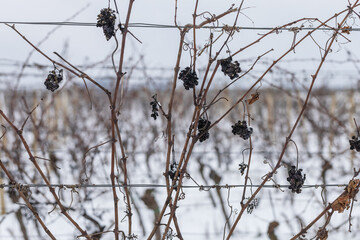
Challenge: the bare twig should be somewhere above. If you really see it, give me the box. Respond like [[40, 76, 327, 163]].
[[0, 160, 56, 239], [0, 110, 92, 239], [225, 2, 360, 238]]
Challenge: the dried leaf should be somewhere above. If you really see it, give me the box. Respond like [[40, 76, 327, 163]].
[[331, 179, 360, 213], [248, 92, 260, 104], [332, 194, 351, 213], [141, 189, 158, 210], [338, 24, 351, 34], [346, 179, 360, 197], [342, 26, 351, 34], [267, 221, 279, 240]]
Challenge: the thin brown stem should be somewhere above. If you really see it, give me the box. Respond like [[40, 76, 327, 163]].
[[204, 48, 273, 114], [192, 0, 199, 71], [6, 24, 110, 96], [0, 124, 6, 140], [214, 2, 243, 60], [0, 110, 91, 239], [240, 103, 253, 205], [110, 1, 135, 238], [114, 121, 132, 235], [165, 31, 186, 195], [147, 31, 187, 239], [0, 160, 57, 240], [225, 3, 360, 238]]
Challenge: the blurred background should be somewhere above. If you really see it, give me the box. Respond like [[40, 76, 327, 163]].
[[0, 1, 360, 239]]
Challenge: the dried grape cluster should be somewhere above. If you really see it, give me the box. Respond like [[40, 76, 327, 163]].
[[239, 163, 248, 175], [220, 56, 241, 80], [287, 166, 306, 194], [197, 118, 211, 142], [168, 162, 179, 181], [96, 8, 116, 41], [44, 69, 63, 92], [127, 234, 138, 240], [150, 95, 159, 120], [349, 135, 360, 152], [232, 120, 253, 140], [316, 228, 328, 240], [165, 231, 177, 240], [178, 67, 198, 90], [246, 197, 259, 214]]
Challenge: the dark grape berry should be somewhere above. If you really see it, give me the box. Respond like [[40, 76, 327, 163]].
[[349, 135, 360, 152], [198, 131, 210, 143], [168, 162, 179, 181], [96, 8, 116, 41], [150, 95, 160, 120], [197, 118, 211, 142], [44, 69, 63, 92], [287, 166, 306, 194], [239, 163, 247, 175], [198, 118, 211, 131], [220, 56, 241, 80], [178, 67, 198, 90], [231, 120, 253, 140]]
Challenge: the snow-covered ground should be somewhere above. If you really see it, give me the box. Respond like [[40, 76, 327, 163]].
[[0, 86, 359, 239]]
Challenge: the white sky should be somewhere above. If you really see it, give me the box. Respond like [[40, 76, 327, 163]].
[[0, 0, 359, 89]]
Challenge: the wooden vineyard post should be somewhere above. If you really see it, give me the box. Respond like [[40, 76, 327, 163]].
[[286, 94, 292, 133], [0, 91, 6, 215], [265, 91, 275, 141], [329, 92, 337, 158], [348, 90, 356, 168]]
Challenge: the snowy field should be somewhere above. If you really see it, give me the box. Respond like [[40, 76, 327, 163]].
[[0, 87, 359, 239]]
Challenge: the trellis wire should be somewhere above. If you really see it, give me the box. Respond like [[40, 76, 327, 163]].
[[1, 21, 360, 31], [0, 183, 348, 189]]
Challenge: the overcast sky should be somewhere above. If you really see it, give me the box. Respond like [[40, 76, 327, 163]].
[[1, 2, 360, 239], [0, 0, 359, 89]]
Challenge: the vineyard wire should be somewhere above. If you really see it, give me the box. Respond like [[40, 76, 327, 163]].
[[0, 183, 349, 189], [1, 21, 360, 31]]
